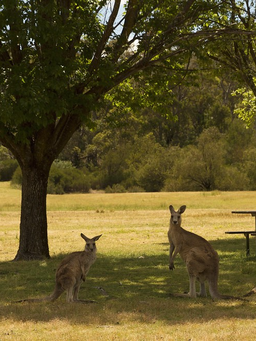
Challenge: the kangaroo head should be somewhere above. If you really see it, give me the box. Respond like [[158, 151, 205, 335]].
[[169, 205, 186, 225], [81, 233, 102, 252]]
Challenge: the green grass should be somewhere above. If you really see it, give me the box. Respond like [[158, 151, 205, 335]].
[[1, 182, 256, 340]]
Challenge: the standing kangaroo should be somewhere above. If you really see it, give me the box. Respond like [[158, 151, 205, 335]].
[[17, 233, 102, 303], [168, 205, 242, 300]]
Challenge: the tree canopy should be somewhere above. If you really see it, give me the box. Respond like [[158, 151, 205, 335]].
[[0, 0, 255, 260]]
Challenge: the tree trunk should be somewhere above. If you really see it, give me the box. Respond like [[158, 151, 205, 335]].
[[14, 164, 51, 260]]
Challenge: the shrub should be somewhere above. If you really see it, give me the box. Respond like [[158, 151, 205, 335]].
[[0, 159, 19, 181], [105, 184, 126, 193], [135, 141, 173, 192], [137, 160, 167, 192], [216, 166, 249, 191], [48, 166, 91, 194], [164, 129, 226, 191], [127, 186, 145, 193], [11, 166, 22, 187], [242, 147, 256, 190]]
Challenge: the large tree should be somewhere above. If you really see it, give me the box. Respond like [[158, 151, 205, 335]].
[[0, 0, 249, 260]]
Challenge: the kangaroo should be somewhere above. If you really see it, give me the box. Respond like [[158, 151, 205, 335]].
[[168, 205, 243, 300], [16, 233, 102, 303]]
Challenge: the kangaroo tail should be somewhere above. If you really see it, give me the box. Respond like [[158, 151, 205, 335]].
[[217, 294, 248, 302], [243, 287, 256, 297], [14, 284, 64, 303], [209, 285, 248, 301], [208, 278, 247, 301], [13, 296, 52, 303]]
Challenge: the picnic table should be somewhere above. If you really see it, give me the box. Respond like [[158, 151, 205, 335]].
[[225, 211, 256, 256]]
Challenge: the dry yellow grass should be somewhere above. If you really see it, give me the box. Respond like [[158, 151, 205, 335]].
[[1, 182, 256, 340]]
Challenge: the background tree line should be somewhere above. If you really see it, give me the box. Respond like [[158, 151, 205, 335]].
[[2, 66, 256, 193]]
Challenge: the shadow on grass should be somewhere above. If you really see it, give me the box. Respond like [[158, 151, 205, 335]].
[[0, 237, 256, 325]]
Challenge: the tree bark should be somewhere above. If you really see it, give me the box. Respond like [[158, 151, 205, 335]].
[[14, 164, 51, 260]]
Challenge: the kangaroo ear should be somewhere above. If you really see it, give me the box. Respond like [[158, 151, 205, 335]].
[[179, 205, 186, 214], [169, 205, 174, 213], [80, 233, 89, 242], [93, 234, 102, 241]]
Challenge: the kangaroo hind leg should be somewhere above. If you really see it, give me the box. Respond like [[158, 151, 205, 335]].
[[186, 258, 197, 298], [198, 281, 207, 297], [67, 279, 96, 304], [188, 275, 197, 298], [65, 277, 77, 302], [73, 280, 82, 301], [66, 287, 75, 302]]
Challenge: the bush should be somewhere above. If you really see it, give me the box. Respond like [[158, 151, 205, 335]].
[[216, 166, 249, 191], [164, 129, 226, 191], [137, 160, 167, 192], [48, 166, 91, 194], [0, 146, 13, 161], [126, 186, 145, 193], [105, 184, 126, 193], [11, 166, 22, 187], [135, 142, 173, 192], [0, 159, 19, 181], [242, 147, 256, 190]]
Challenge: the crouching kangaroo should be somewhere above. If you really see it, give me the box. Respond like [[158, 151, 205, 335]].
[[168, 205, 243, 300], [17, 233, 102, 303]]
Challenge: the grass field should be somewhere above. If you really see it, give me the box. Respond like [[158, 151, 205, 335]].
[[1, 182, 256, 340]]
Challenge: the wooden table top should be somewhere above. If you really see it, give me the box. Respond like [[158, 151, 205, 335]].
[[232, 211, 256, 215]]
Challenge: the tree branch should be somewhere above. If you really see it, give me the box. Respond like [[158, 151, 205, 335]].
[[88, 0, 122, 75], [111, 0, 139, 62], [50, 113, 82, 158]]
